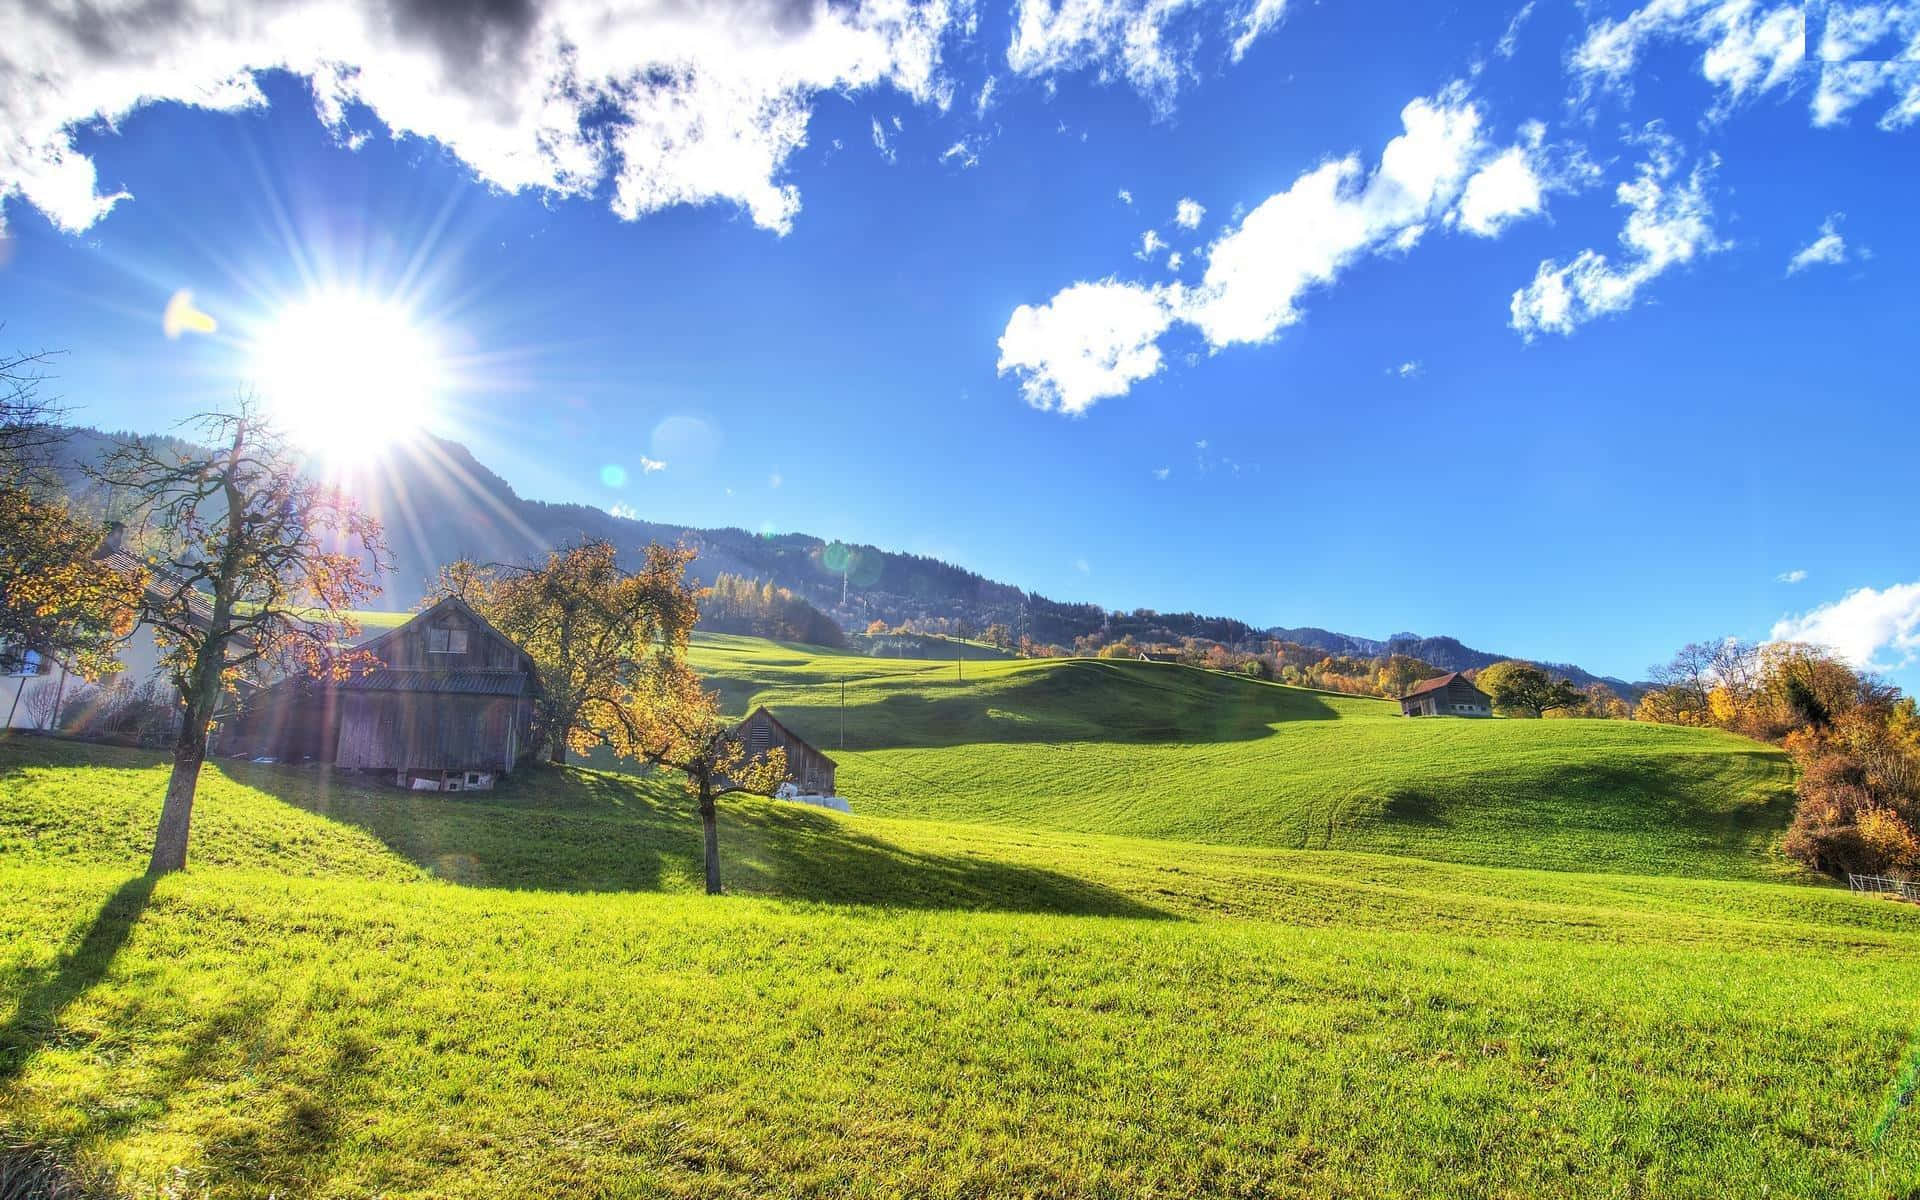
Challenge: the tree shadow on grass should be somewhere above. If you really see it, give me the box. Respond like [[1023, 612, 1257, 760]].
[[763, 660, 1342, 753], [227, 762, 1170, 919], [0, 875, 154, 1087]]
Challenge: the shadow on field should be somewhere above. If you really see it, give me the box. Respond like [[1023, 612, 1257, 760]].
[[762, 659, 1342, 752], [0, 875, 153, 1086], [230, 762, 1168, 918]]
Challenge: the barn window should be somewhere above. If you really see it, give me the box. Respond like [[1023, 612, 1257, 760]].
[[426, 625, 469, 654]]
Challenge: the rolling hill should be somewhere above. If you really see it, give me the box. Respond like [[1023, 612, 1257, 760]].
[[683, 636, 1792, 879], [5, 638, 1905, 1198], [4, 690, 1920, 1197]]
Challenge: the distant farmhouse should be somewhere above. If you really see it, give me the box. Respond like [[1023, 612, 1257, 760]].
[[1400, 672, 1492, 718], [234, 597, 539, 791], [3, 530, 210, 735], [736, 705, 837, 799]]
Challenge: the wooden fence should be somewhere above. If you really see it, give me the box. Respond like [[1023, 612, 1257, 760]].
[[1849, 873, 1920, 901]]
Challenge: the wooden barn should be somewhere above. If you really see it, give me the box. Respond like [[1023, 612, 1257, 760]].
[[235, 597, 540, 790], [735, 705, 837, 796], [1399, 672, 1493, 718]]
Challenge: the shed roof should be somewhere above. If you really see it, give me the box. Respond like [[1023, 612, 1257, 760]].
[[742, 705, 836, 767], [337, 668, 529, 696]]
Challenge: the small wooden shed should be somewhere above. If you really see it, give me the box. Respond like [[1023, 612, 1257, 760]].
[[1399, 672, 1493, 718], [735, 705, 837, 795], [235, 597, 540, 789]]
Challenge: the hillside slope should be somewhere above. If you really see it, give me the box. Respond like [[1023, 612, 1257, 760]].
[[1, 736, 1917, 1199], [688, 636, 1796, 879]]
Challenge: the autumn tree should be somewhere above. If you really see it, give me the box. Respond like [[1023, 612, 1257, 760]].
[[0, 343, 143, 680], [1642, 642, 1719, 726], [981, 622, 1013, 651], [96, 403, 387, 874], [1578, 682, 1631, 720], [628, 658, 789, 894], [1477, 660, 1584, 718], [1378, 654, 1439, 698], [435, 539, 699, 764], [0, 487, 143, 681]]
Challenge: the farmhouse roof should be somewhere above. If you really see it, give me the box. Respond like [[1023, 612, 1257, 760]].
[[1406, 671, 1472, 698], [99, 546, 216, 629]]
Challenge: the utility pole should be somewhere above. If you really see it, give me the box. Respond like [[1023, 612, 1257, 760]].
[[839, 675, 845, 750]]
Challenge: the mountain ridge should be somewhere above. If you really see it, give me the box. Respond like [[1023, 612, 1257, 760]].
[[47, 426, 1644, 694]]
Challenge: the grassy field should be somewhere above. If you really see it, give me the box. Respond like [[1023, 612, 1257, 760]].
[[684, 635, 1798, 879], [4, 640, 1916, 1198]]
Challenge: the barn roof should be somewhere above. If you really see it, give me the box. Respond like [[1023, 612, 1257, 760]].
[[743, 705, 836, 767], [337, 668, 530, 696], [353, 596, 541, 686], [1405, 671, 1482, 698]]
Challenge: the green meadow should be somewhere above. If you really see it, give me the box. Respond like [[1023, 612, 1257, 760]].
[[4, 636, 1920, 1198]]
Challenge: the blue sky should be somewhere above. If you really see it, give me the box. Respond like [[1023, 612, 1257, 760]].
[[2, 0, 1918, 684]]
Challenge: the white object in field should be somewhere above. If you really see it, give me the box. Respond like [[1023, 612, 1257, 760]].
[[775, 781, 850, 812], [410, 775, 442, 791]]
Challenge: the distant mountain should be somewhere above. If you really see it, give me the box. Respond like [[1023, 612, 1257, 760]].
[[46, 426, 1642, 695]]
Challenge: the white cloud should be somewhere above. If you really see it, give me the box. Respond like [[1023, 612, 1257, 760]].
[[1174, 197, 1205, 228], [1777, 568, 1808, 583], [1118, 188, 1135, 205], [974, 75, 999, 118], [1787, 213, 1856, 274], [1570, 0, 1920, 128], [640, 456, 667, 474], [1007, 0, 1291, 109], [1181, 90, 1492, 349], [1573, 1, 1805, 112], [1136, 228, 1169, 260], [608, 503, 640, 520], [997, 279, 1176, 414], [1771, 580, 1920, 670], [1454, 145, 1544, 236], [1813, 7, 1920, 127], [1391, 360, 1423, 378], [1510, 132, 1725, 339], [1167, 250, 1184, 270], [1231, 0, 1289, 63], [769, 472, 784, 488], [1074, 557, 1092, 574], [1001, 87, 1567, 412], [1, 0, 960, 236], [1495, 1, 1536, 58], [872, 116, 898, 164], [941, 139, 982, 168], [1152, 465, 1171, 479]]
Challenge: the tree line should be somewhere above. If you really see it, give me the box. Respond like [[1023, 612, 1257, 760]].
[[1635, 639, 1920, 877], [698, 572, 845, 648]]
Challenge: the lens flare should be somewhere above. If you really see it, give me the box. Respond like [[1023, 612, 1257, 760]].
[[162, 290, 217, 339]]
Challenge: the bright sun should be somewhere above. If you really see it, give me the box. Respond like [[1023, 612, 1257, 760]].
[[252, 291, 443, 456]]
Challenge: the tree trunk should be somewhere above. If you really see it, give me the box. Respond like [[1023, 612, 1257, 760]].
[[699, 788, 721, 895], [550, 740, 566, 765], [149, 701, 209, 875]]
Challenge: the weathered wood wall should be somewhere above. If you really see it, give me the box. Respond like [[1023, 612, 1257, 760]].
[[334, 693, 529, 771]]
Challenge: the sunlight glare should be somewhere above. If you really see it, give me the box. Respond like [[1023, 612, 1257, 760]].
[[253, 291, 442, 456]]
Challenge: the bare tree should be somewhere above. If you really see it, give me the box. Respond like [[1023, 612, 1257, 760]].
[[94, 399, 388, 874]]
